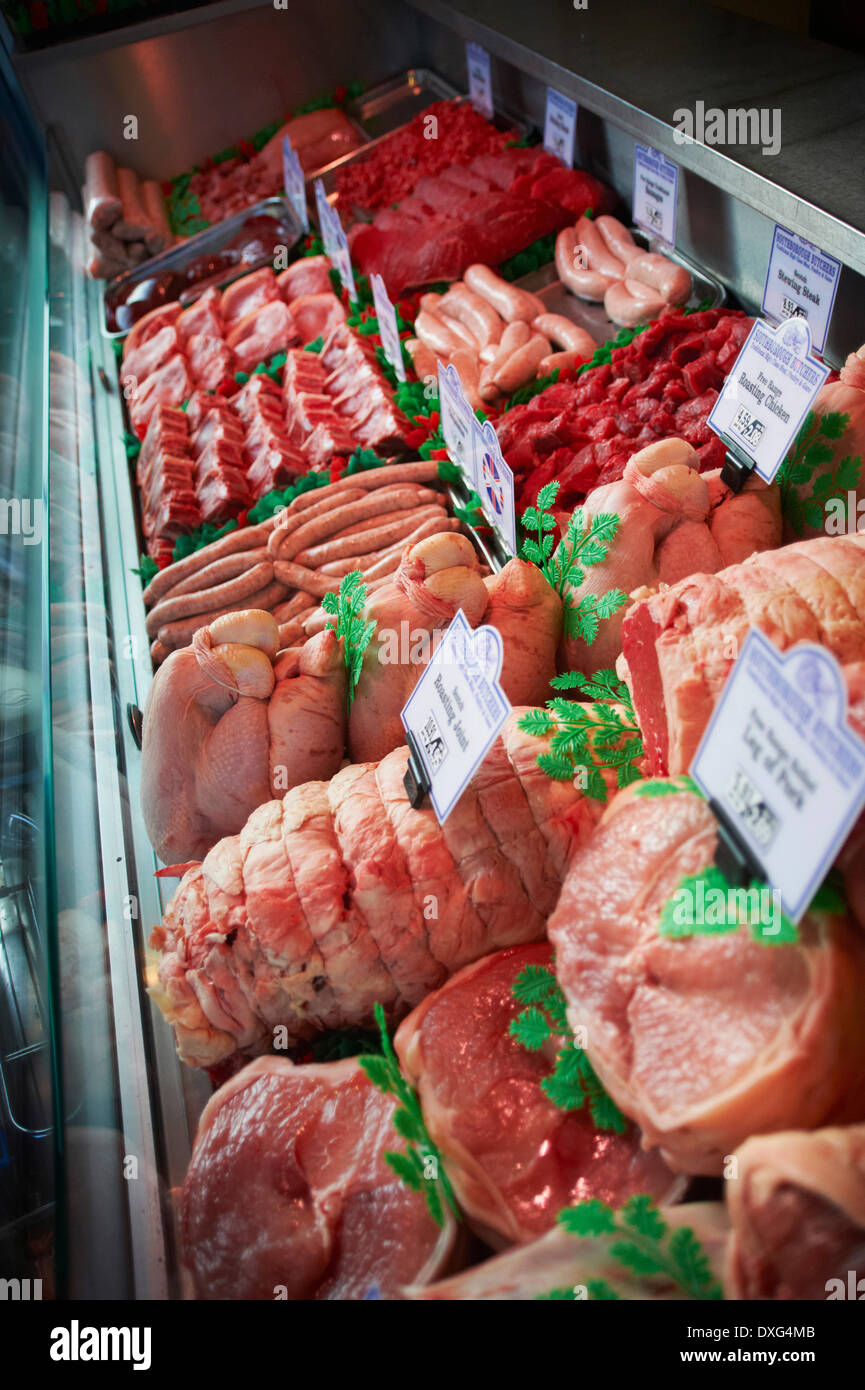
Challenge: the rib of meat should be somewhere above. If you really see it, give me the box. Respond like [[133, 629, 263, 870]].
[[121, 324, 179, 388], [288, 291, 346, 345], [395, 942, 683, 1247], [547, 782, 865, 1176], [150, 710, 603, 1067], [725, 1125, 865, 1300], [559, 437, 782, 675], [141, 612, 346, 863], [181, 1055, 459, 1300], [128, 353, 193, 437], [278, 256, 333, 302], [621, 532, 865, 776], [177, 287, 223, 345], [409, 1202, 729, 1300]]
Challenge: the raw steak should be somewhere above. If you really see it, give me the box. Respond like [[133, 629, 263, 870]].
[[726, 1125, 865, 1300], [547, 782, 865, 1176], [395, 942, 683, 1246], [181, 1055, 458, 1300], [150, 711, 604, 1067]]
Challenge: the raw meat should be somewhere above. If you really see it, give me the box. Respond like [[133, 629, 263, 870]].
[[621, 532, 865, 776], [559, 437, 782, 674], [395, 942, 683, 1246], [483, 559, 562, 705], [725, 1125, 865, 1299], [288, 291, 346, 344], [348, 532, 489, 762], [150, 710, 603, 1066], [547, 781, 865, 1176], [278, 255, 333, 302], [497, 308, 752, 510], [128, 353, 193, 437], [409, 1203, 729, 1300], [226, 298, 298, 372], [141, 611, 346, 862], [221, 267, 279, 328], [181, 1055, 458, 1299]]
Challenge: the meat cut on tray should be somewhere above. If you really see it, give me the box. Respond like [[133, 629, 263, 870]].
[[497, 306, 752, 510], [180, 1055, 459, 1299], [395, 942, 683, 1247]]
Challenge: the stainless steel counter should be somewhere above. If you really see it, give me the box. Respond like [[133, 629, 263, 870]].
[[406, 0, 865, 275]]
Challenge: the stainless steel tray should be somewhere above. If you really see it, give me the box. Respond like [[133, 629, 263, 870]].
[[348, 67, 461, 140], [101, 196, 305, 340], [312, 96, 531, 228], [513, 231, 726, 345]]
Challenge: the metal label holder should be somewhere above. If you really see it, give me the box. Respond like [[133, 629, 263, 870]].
[[403, 729, 432, 809]]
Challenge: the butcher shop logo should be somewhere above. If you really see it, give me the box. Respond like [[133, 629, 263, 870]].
[[669, 880, 782, 934], [0, 497, 42, 545], [825, 1271, 865, 1299], [672, 102, 782, 157], [49, 1321, 152, 1370]]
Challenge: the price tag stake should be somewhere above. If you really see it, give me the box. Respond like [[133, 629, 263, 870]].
[[544, 89, 577, 167], [761, 225, 841, 357], [632, 145, 678, 247], [282, 136, 309, 234], [314, 179, 356, 302], [401, 611, 511, 824], [466, 41, 493, 120]]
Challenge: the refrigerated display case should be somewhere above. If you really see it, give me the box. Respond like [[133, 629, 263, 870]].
[[2, 0, 865, 1306]]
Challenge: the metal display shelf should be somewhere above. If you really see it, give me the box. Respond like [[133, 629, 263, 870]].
[[406, 0, 865, 277]]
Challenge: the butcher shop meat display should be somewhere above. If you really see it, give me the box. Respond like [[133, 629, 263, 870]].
[[56, 39, 865, 1315]]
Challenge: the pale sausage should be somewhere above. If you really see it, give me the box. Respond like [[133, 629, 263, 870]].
[[555, 227, 612, 301], [493, 334, 552, 393], [462, 264, 545, 323], [531, 314, 597, 356], [625, 251, 692, 306]]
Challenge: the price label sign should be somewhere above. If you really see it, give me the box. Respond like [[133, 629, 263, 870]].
[[370, 273, 405, 382], [437, 361, 477, 482], [543, 89, 577, 167], [282, 136, 309, 234], [632, 145, 679, 246], [708, 316, 830, 482], [691, 630, 865, 922], [314, 179, 356, 301], [402, 610, 511, 824], [761, 225, 841, 357], [466, 41, 493, 120], [473, 417, 516, 555]]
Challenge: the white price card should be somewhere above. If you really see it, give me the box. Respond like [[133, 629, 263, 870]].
[[708, 316, 830, 483], [632, 144, 679, 246], [691, 630, 865, 923], [761, 225, 841, 357], [282, 137, 309, 234], [370, 273, 405, 382], [401, 610, 512, 824], [314, 179, 356, 301], [466, 41, 493, 120], [543, 89, 577, 167], [473, 417, 516, 556], [437, 361, 476, 481]]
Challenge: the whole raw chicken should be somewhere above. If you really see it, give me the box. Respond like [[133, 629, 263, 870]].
[[349, 534, 562, 761], [559, 437, 781, 674], [141, 609, 346, 862]]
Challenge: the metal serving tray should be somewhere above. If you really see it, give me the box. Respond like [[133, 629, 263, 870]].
[[347, 67, 461, 139], [312, 95, 531, 227], [101, 196, 305, 340], [513, 231, 726, 345]]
